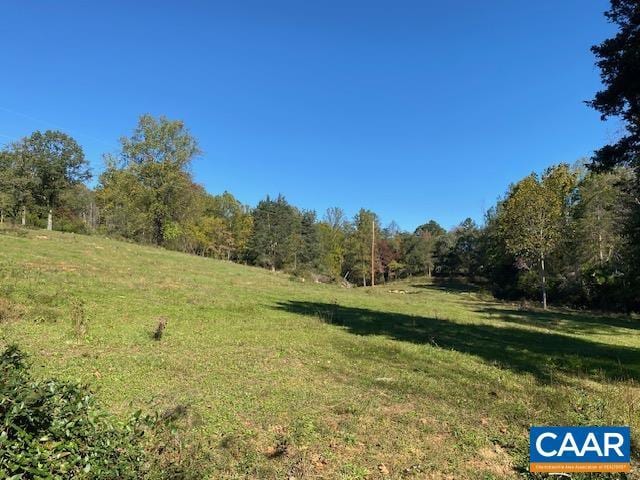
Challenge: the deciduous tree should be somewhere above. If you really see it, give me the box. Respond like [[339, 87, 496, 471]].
[[499, 164, 576, 309], [98, 115, 200, 245]]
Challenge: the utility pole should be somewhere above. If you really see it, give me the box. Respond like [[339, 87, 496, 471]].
[[371, 218, 375, 287]]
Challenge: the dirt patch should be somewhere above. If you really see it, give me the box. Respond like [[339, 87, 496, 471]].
[[21, 260, 78, 273], [57, 262, 78, 272], [378, 401, 417, 419], [468, 444, 515, 478]]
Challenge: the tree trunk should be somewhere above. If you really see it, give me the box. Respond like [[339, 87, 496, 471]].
[[540, 254, 547, 310], [371, 219, 375, 287], [153, 218, 163, 245], [596, 208, 604, 264], [21, 206, 26, 226], [47, 210, 53, 231], [598, 231, 604, 264], [89, 202, 95, 229]]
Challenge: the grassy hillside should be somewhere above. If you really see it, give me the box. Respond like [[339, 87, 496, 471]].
[[1, 227, 638, 479]]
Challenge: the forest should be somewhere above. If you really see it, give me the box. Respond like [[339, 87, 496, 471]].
[[0, 115, 638, 312]]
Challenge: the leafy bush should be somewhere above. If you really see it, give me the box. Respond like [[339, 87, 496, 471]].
[[0, 345, 148, 479]]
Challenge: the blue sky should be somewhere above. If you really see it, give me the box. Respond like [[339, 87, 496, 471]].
[[1, 0, 616, 230]]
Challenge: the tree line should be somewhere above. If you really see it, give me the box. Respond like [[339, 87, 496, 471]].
[[0, 115, 637, 311], [1, 0, 639, 311]]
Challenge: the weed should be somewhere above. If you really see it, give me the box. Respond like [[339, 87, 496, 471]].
[[153, 316, 168, 340], [69, 296, 88, 337], [0, 298, 21, 323], [267, 436, 289, 458]]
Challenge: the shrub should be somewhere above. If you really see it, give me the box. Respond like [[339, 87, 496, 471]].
[[0, 345, 210, 479], [0, 345, 148, 479]]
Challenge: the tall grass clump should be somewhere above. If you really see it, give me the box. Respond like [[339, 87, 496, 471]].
[[70, 296, 89, 337]]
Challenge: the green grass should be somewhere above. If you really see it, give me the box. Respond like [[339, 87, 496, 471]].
[[1, 227, 638, 479]]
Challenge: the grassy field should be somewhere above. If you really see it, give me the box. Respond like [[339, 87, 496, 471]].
[[1, 227, 638, 479]]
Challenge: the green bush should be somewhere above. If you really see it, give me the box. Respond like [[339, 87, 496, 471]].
[[0, 345, 148, 479]]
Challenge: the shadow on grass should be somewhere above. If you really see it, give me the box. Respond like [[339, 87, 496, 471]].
[[274, 301, 640, 383], [410, 277, 480, 294], [477, 306, 640, 335]]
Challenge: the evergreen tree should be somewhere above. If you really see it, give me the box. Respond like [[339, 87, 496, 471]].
[[298, 210, 320, 270], [247, 195, 298, 271], [589, 0, 640, 308], [404, 225, 440, 277], [446, 218, 481, 277]]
